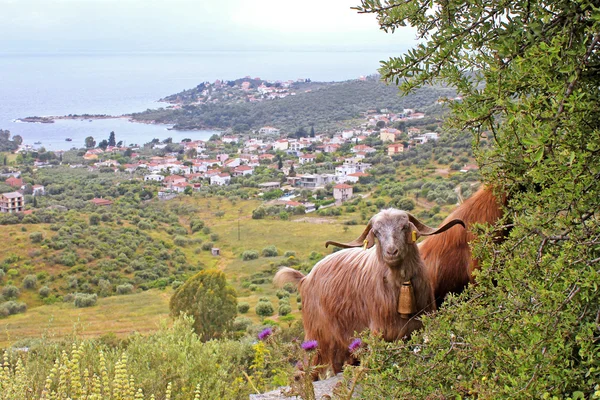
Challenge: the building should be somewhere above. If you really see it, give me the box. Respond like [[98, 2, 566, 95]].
[[258, 126, 280, 135], [0, 192, 24, 213], [299, 153, 316, 165], [5, 177, 23, 187], [89, 198, 113, 206], [333, 184, 353, 204], [388, 143, 405, 156], [380, 129, 399, 142], [210, 173, 231, 186]]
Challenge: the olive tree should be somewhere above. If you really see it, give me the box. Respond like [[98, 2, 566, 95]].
[[169, 270, 237, 341]]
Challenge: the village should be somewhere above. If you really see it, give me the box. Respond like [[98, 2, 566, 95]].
[[1, 106, 480, 215]]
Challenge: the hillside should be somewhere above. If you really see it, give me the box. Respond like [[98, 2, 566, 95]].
[[130, 75, 455, 132]]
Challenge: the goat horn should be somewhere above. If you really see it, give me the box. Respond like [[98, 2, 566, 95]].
[[326, 221, 375, 249], [407, 213, 466, 236]]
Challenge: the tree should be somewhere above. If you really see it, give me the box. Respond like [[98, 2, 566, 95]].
[[310, 126, 315, 138], [98, 140, 108, 150], [12, 135, 23, 146], [355, 0, 600, 397], [169, 270, 237, 341], [85, 136, 96, 148], [107, 131, 116, 147]]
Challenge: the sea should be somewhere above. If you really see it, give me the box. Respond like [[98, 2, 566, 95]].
[[0, 51, 395, 151]]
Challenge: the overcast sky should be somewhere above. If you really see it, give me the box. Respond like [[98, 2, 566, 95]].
[[0, 0, 417, 53]]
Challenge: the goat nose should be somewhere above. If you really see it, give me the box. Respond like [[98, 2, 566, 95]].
[[386, 248, 399, 256]]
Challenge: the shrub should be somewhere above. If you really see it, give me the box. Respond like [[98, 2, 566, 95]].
[[255, 301, 274, 318], [232, 316, 253, 332], [248, 284, 258, 291], [171, 280, 183, 290], [210, 233, 219, 242], [116, 284, 134, 295], [276, 290, 290, 299], [0, 301, 26, 317], [283, 283, 297, 294], [173, 236, 188, 247], [201, 242, 214, 251], [237, 302, 250, 314], [22, 274, 37, 289], [169, 270, 237, 341], [261, 245, 278, 257], [73, 293, 98, 308], [29, 232, 43, 243], [241, 250, 259, 261], [278, 304, 292, 316], [1, 285, 20, 299], [283, 251, 296, 258], [38, 286, 51, 298]]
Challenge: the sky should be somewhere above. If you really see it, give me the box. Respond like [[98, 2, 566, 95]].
[[0, 0, 417, 53]]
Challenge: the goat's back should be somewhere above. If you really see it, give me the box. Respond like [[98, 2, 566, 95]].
[[419, 187, 503, 305]]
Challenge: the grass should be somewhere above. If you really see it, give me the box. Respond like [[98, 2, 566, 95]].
[[0, 289, 172, 348]]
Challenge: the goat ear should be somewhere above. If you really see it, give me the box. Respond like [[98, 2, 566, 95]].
[[325, 221, 375, 249], [407, 213, 466, 237]]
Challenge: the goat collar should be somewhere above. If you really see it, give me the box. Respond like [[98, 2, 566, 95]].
[[398, 280, 417, 318]]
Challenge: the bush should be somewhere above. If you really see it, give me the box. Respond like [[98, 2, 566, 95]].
[[278, 304, 292, 316], [0, 301, 27, 317], [38, 286, 51, 298], [283, 251, 296, 258], [283, 282, 297, 294], [169, 270, 237, 341], [276, 289, 290, 299], [201, 242, 214, 251], [116, 284, 134, 295], [237, 302, 250, 314], [1, 285, 20, 299], [241, 250, 259, 261], [22, 274, 37, 289], [261, 245, 278, 257], [255, 301, 274, 318], [73, 293, 98, 308], [232, 316, 253, 332], [29, 232, 43, 243], [173, 236, 188, 247]]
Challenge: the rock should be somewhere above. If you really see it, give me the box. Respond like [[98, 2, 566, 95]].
[[249, 374, 343, 400]]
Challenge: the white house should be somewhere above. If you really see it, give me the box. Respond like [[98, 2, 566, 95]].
[[144, 174, 164, 182], [259, 126, 280, 135], [210, 173, 231, 186], [233, 165, 254, 177], [273, 139, 289, 151], [333, 184, 353, 203], [299, 153, 316, 165]]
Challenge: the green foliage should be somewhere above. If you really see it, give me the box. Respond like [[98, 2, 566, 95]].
[[353, 0, 600, 397], [237, 302, 250, 314], [255, 299, 274, 318], [1, 284, 20, 299], [28, 232, 43, 243], [261, 245, 279, 257], [73, 293, 98, 308], [241, 250, 259, 261], [21, 274, 37, 289], [116, 283, 134, 295], [169, 270, 237, 341], [0, 300, 26, 317]]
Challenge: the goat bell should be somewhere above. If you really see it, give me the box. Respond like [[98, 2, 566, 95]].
[[398, 280, 417, 318]]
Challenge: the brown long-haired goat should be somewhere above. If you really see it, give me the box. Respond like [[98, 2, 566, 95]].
[[419, 187, 505, 307], [275, 209, 464, 374]]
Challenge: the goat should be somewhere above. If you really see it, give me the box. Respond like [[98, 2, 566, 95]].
[[419, 187, 505, 307], [274, 209, 465, 374]]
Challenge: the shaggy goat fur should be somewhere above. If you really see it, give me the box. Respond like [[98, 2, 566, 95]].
[[275, 209, 464, 374], [419, 187, 505, 307]]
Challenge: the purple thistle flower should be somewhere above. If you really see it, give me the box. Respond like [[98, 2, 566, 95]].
[[258, 327, 273, 341], [348, 338, 362, 353], [301, 340, 318, 351]]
